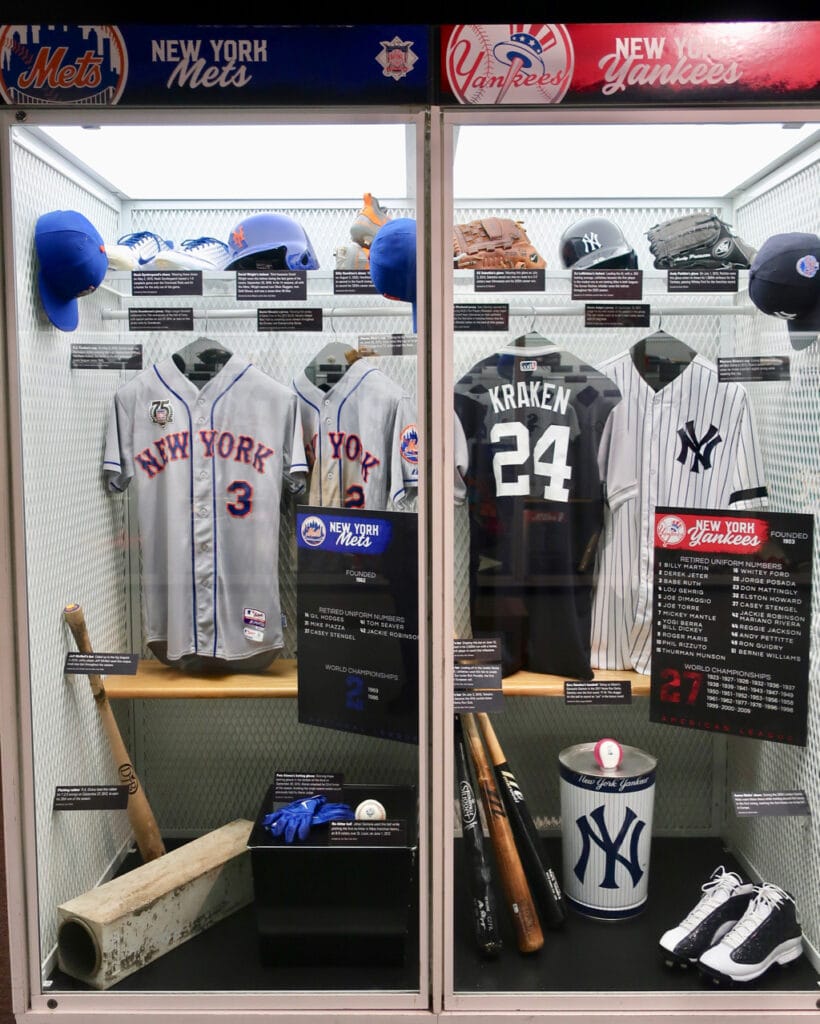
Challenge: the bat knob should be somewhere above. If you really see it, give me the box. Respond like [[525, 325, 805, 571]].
[[594, 737, 623, 771]]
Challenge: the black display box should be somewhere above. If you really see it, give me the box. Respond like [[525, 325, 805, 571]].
[[247, 784, 417, 967]]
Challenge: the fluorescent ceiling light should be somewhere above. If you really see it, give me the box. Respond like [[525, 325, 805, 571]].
[[37, 124, 411, 200], [34, 120, 818, 201], [453, 123, 819, 199]]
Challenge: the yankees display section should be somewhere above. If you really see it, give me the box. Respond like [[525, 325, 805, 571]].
[[447, 107, 820, 1012]]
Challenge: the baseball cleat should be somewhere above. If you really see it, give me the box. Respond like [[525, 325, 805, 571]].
[[697, 882, 803, 984], [107, 230, 174, 270], [659, 866, 755, 968], [150, 237, 231, 271], [350, 192, 390, 248]]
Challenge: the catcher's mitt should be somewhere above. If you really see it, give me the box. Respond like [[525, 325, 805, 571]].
[[454, 217, 546, 271], [646, 213, 756, 270]]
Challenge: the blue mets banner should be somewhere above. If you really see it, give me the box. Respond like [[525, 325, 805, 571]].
[[0, 24, 431, 106]]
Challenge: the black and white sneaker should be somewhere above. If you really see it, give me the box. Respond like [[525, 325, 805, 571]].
[[698, 882, 803, 984], [659, 866, 756, 968]]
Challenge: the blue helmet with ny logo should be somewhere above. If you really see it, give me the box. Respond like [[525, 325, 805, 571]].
[[226, 212, 320, 271]]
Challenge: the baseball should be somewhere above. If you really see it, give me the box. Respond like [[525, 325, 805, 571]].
[[355, 798, 386, 821]]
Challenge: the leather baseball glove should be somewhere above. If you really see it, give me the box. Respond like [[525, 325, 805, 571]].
[[454, 217, 546, 270], [646, 213, 756, 270]]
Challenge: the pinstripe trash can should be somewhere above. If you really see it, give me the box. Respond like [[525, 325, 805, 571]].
[[559, 740, 657, 919]]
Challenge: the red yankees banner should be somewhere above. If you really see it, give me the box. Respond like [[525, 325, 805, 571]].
[[440, 23, 820, 106]]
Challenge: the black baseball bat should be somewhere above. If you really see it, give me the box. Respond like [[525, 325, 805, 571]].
[[454, 716, 503, 958], [461, 713, 544, 954], [476, 712, 566, 929]]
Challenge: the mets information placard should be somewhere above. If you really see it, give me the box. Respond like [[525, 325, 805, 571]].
[[296, 506, 418, 744], [650, 507, 813, 746]]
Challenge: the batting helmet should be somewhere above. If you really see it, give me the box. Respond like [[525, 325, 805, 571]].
[[226, 212, 320, 271], [559, 217, 638, 270]]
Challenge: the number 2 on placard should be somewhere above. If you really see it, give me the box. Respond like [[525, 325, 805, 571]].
[[490, 422, 572, 501]]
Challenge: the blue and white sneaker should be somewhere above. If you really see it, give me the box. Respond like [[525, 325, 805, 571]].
[[698, 882, 803, 984], [106, 231, 174, 270], [151, 237, 232, 271], [660, 866, 755, 968]]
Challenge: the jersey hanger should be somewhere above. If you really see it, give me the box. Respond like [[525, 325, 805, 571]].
[[172, 336, 233, 385], [303, 340, 362, 391], [511, 330, 555, 348], [630, 321, 696, 391]]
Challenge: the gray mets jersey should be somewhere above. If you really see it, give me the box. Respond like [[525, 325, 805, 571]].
[[103, 354, 305, 664], [291, 356, 418, 510], [590, 350, 768, 675]]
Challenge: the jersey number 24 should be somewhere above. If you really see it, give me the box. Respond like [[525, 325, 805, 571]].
[[490, 422, 572, 502]]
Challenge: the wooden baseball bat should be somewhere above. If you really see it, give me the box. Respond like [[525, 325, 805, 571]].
[[459, 713, 543, 954], [454, 715, 503, 957], [63, 604, 166, 863], [477, 712, 567, 929]]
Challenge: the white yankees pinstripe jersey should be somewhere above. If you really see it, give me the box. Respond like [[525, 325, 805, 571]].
[[292, 356, 418, 510], [104, 355, 305, 665], [590, 350, 768, 675]]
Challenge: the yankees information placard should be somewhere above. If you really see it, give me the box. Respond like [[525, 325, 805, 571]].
[[296, 506, 418, 744], [650, 506, 813, 746]]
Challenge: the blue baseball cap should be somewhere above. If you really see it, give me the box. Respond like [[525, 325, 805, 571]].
[[35, 210, 108, 332], [368, 217, 417, 332], [749, 232, 820, 350]]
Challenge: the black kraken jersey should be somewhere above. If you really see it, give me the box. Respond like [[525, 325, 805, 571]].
[[454, 341, 635, 679]]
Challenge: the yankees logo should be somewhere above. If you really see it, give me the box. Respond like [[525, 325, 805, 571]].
[[676, 420, 722, 472], [581, 231, 603, 254], [572, 804, 646, 889]]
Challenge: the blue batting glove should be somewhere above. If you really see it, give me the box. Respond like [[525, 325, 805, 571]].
[[262, 794, 327, 843]]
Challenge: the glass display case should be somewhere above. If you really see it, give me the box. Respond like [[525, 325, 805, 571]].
[[438, 106, 820, 1016], [0, 107, 430, 1017]]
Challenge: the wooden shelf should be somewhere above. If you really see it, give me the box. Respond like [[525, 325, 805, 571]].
[[105, 659, 649, 699], [502, 668, 650, 697], [105, 659, 298, 699]]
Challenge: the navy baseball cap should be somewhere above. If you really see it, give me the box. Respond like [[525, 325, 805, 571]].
[[35, 210, 108, 332], [368, 217, 417, 332], [748, 232, 820, 350]]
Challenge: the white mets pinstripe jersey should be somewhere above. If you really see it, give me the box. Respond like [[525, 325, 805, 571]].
[[292, 356, 418, 510], [589, 350, 768, 675], [104, 354, 305, 665]]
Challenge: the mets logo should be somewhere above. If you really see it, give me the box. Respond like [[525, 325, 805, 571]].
[[300, 514, 326, 547], [400, 423, 419, 466], [656, 514, 686, 547], [149, 400, 173, 427], [376, 36, 418, 81], [0, 25, 128, 105], [445, 24, 574, 105]]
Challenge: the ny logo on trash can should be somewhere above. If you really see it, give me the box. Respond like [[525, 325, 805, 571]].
[[572, 804, 646, 889]]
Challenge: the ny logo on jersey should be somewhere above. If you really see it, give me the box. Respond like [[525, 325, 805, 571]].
[[572, 804, 646, 890], [581, 231, 602, 254], [676, 420, 722, 473]]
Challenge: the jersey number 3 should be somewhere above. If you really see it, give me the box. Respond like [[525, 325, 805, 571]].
[[490, 422, 572, 501]]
